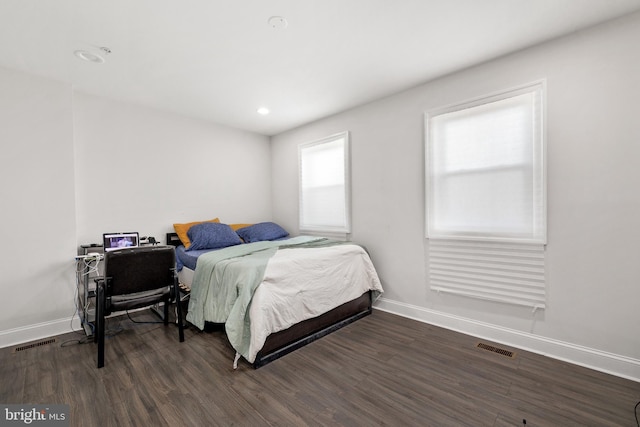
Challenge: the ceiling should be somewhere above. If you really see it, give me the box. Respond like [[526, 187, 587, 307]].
[[1, 0, 640, 136]]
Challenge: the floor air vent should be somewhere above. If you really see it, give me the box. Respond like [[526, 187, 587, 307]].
[[13, 338, 57, 353], [476, 342, 515, 358]]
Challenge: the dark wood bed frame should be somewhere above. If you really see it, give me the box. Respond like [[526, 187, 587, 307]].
[[166, 232, 373, 368], [253, 290, 372, 368]]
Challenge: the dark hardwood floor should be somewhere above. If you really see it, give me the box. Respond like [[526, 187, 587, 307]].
[[1, 309, 639, 426]]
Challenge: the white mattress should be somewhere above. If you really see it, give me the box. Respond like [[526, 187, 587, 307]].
[[177, 266, 195, 288]]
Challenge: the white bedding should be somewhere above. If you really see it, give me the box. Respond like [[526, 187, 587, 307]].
[[184, 237, 384, 364], [244, 244, 383, 362]]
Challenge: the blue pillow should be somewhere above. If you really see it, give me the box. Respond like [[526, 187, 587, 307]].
[[235, 222, 289, 243], [186, 222, 242, 251]]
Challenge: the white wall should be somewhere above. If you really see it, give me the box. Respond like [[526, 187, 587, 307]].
[[73, 93, 271, 244], [271, 13, 640, 380], [0, 74, 271, 347], [0, 67, 77, 340]]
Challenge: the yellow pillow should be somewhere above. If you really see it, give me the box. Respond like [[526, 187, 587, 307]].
[[229, 223, 253, 231], [173, 218, 220, 248]]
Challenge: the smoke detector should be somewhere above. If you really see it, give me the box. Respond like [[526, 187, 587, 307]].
[[267, 16, 288, 30]]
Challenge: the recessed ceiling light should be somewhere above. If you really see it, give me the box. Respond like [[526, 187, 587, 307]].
[[267, 16, 288, 30], [74, 50, 105, 64], [257, 107, 270, 115]]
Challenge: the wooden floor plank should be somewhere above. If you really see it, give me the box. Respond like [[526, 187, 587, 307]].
[[1, 309, 638, 426]]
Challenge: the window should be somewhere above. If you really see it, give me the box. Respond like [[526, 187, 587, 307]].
[[299, 131, 351, 234], [425, 82, 546, 309], [426, 81, 546, 244]]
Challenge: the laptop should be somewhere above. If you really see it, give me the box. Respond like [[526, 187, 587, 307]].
[[103, 232, 140, 252]]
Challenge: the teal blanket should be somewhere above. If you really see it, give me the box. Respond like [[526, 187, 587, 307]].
[[186, 236, 323, 330]]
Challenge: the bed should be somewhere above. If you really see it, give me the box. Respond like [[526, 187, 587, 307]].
[[166, 221, 383, 368]]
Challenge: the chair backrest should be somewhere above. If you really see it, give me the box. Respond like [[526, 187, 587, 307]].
[[104, 246, 176, 296]]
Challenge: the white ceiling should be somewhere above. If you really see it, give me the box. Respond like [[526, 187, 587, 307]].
[[1, 0, 639, 136]]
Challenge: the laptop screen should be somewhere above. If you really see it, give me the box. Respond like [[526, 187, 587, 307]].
[[103, 232, 139, 252]]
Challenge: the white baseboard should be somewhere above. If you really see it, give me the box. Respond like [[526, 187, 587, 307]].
[[0, 316, 82, 350], [4, 300, 639, 382], [374, 297, 640, 383], [0, 306, 165, 350]]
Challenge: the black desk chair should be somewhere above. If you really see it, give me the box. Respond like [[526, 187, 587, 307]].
[[94, 246, 184, 368]]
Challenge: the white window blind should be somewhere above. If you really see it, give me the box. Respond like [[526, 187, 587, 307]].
[[425, 82, 546, 308], [429, 239, 546, 309], [426, 82, 545, 243], [299, 131, 351, 233]]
